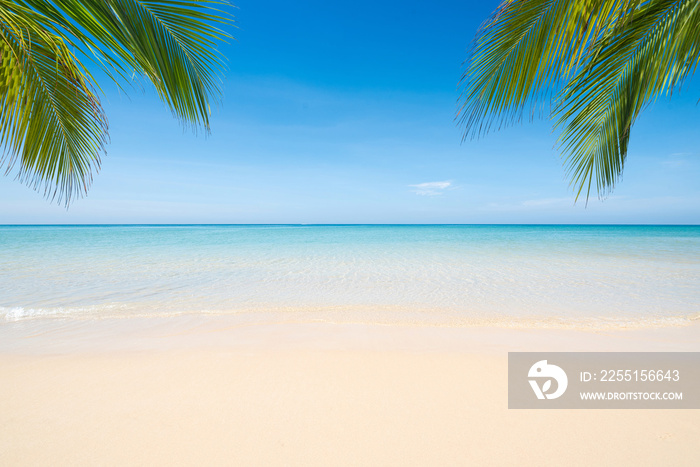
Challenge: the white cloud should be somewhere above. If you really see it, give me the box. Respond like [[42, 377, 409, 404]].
[[409, 181, 452, 196], [662, 152, 697, 169]]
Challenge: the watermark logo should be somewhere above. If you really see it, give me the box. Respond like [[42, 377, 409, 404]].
[[528, 360, 568, 400], [510, 352, 700, 409]]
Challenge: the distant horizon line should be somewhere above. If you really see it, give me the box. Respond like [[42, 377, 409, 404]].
[[1, 223, 699, 227]]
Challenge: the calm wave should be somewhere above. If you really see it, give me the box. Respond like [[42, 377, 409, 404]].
[[1, 225, 698, 328]]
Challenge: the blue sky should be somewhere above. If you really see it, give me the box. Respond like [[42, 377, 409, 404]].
[[1, 0, 699, 224]]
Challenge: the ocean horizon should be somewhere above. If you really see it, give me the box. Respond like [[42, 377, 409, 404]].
[[1, 224, 699, 329]]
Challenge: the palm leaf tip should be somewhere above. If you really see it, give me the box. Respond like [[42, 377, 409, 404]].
[[0, 0, 235, 205], [458, 0, 699, 202], [1, 8, 108, 206]]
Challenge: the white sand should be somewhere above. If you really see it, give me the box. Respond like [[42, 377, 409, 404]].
[[1, 320, 699, 466]]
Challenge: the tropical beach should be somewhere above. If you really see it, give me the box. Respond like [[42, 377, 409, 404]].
[[1, 225, 700, 465], [2, 0, 700, 465]]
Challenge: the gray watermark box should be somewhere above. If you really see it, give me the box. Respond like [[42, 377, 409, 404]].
[[508, 352, 700, 409]]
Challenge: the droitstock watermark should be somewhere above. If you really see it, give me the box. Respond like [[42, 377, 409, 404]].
[[508, 352, 700, 409]]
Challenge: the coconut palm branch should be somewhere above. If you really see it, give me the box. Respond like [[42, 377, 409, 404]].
[[0, 0, 233, 205], [458, 0, 700, 201]]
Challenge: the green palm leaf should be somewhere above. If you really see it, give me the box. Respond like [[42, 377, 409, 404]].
[[0, 0, 234, 204], [1, 3, 106, 203], [458, 0, 699, 201], [556, 0, 700, 200]]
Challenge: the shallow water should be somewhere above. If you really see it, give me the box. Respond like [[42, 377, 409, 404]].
[[1, 225, 698, 328]]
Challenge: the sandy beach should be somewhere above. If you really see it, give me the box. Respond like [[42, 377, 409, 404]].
[[2, 0, 700, 462], [1, 319, 699, 466]]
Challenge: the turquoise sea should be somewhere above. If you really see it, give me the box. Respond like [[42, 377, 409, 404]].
[[1, 225, 699, 329]]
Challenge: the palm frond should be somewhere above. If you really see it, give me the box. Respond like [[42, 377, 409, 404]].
[[26, 0, 235, 130], [457, 0, 630, 138], [0, 5, 106, 204], [458, 0, 698, 201], [0, 0, 234, 205], [555, 0, 700, 200]]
